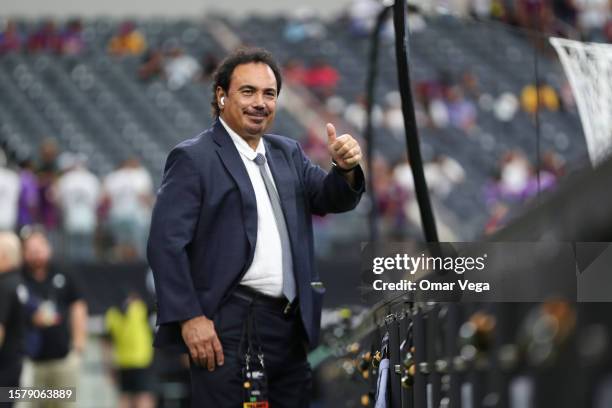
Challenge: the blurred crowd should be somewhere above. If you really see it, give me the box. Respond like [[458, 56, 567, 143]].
[[511, 0, 612, 42], [0, 229, 89, 408], [0, 226, 188, 407], [0, 5, 589, 247], [407, 0, 612, 43], [0, 18, 146, 56], [0, 19, 85, 56], [0, 7, 596, 408], [0, 19, 215, 92], [298, 65, 570, 238], [483, 148, 566, 233], [279, 1, 581, 239], [0, 142, 153, 262]]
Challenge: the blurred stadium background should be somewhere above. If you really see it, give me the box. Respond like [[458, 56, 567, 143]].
[[1, 0, 610, 406]]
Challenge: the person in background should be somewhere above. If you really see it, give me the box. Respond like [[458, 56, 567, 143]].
[[0, 149, 20, 232], [445, 86, 477, 132], [0, 232, 26, 407], [17, 158, 40, 230], [493, 92, 520, 123], [57, 19, 84, 56], [282, 58, 307, 85], [36, 138, 61, 247], [383, 91, 406, 140], [102, 157, 153, 260], [27, 20, 60, 53], [498, 150, 532, 199], [520, 82, 560, 115], [302, 59, 339, 101], [344, 94, 383, 132], [163, 46, 201, 91], [53, 153, 101, 261], [21, 227, 88, 408], [108, 22, 147, 56], [200, 53, 219, 81], [424, 154, 466, 198], [372, 156, 410, 239], [541, 150, 566, 179], [347, 0, 384, 37], [138, 48, 164, 82], [575, 0, 610, 41], [105, 293, 155, 408], [0, 20, 23, 54], [515, 0, 555, 34], [283, 8, 326, 43]]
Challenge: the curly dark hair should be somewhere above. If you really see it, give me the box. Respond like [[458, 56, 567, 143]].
[[210, 47, 282, 118]]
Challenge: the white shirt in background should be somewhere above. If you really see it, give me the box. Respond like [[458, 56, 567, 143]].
[[104, 166, 153, 221], [0, 167, 20, 231], [55, 167, 101, 234], [165, 54, 201, 90]]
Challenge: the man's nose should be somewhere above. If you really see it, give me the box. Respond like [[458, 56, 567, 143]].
[[252, 93, 265, 108]]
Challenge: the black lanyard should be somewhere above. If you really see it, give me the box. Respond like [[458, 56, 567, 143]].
[[239, 304, 269, 408]]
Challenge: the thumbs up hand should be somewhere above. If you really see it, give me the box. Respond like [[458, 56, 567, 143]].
[[326, 123, 362, 171]]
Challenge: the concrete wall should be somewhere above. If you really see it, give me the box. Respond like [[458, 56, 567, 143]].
[[2, 0, 352, 19]]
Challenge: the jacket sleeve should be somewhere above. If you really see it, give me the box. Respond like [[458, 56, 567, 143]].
[[296, 142, 365, 216], [147, 147, 203, 325]]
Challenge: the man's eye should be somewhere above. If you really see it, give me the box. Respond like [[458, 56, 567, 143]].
[[242, 90, 253, 95]]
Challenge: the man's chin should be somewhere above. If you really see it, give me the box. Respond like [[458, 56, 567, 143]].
[[245, 123, 269, 136]]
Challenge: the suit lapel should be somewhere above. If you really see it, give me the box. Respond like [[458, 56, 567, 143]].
[[212, 120, 258, 259]]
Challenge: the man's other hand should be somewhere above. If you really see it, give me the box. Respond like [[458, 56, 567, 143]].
[[181, 315, 224, 371], [326, 123, 362, 170]]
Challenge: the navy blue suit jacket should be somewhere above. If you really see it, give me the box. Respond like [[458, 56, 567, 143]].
[[147, 119, 364, 351]]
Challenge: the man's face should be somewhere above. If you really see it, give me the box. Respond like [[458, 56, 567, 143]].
[[218, 62, 278, 145], [23, 233, 52, 270]]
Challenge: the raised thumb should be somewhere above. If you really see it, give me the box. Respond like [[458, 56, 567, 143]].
[[326, 123, 337, 143]]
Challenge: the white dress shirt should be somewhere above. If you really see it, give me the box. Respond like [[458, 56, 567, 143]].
[[219, 118, 292, 298]]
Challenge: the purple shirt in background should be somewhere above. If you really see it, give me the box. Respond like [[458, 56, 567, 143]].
[[18, 170, 39, 227], [38, 178, 59, 230], [484, 171, 557, 208], [448, 100, 476, 130], [58, 30, 84, 55], [521, 171, 557, 200], [0, 32, 23, 54]]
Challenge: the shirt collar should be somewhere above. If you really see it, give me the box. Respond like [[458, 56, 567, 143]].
[[219, 117, 266, 161]]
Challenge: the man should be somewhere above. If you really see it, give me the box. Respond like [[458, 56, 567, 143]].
[[103, 157, 154, 260], [163, 46, 201, 90], [148, 47, 364, 407], [0, 232, 26, 402], [105, 293, 155, 408], [0, 149, 20, 232], [21, 228, 88, 408], [53, 153, 101, 261]]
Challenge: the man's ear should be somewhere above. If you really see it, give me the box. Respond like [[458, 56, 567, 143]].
[[216, 86, 225, 108]]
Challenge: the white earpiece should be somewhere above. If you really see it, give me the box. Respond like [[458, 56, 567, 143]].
[[220, 96, 225, 107]]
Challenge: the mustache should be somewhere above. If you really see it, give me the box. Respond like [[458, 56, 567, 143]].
[[244, 108, 269, 117]]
